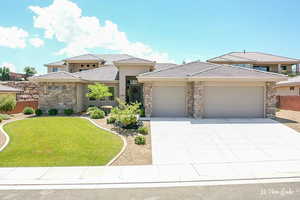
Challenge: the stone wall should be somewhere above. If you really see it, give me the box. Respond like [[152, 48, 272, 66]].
[[265, 81, 277, 118], [186, 82, 194, 117], [193, 81, 204, 118], [1, 81, 39, 101], [143, 83, 152, 117], [38, 82, 78, 112]]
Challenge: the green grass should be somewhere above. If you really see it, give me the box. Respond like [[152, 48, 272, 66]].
[[0, 117, 123, 167]]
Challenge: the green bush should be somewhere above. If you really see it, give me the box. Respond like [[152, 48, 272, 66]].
[[48, 109, 58, 116], [139, 108, 145, 117], [35, 109, 43, 116], [111, 99, 141, 129], [106, 116, 116, 124], [0, 114, 10, 120], [64, 109, 74, 116], [0, 118, 2, 123], [0, 95, 16, 113], [90, 109, 105, 119], [138, 126, 149, 135], [23, 107, 34, 115], [135, 135, 146, 145], [87, 106, 98, 114]]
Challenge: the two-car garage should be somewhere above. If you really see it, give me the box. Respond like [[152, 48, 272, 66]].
[[150, 83, 265, 118]]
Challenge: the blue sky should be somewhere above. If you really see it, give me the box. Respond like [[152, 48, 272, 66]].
[[1, 0, 300, 74]]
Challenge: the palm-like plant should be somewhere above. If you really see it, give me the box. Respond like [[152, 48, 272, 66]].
[[0, 67, 10, 81]]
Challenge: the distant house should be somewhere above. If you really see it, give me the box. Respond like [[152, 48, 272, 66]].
[[276, 76, 300, 96], [207, 51, 300, 74], [0, 84, 22, 99], [9, 72, 26, 81]]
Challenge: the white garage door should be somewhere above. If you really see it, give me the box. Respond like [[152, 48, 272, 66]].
[[204, 86, 264, 118], [152, 86, 187, 117]]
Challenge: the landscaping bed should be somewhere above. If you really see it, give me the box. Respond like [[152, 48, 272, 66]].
[[276, 109, 300, 132], [93, 118, 152, 165], [0, 117, 124, 167]]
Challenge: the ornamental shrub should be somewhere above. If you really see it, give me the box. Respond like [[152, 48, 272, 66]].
[[23, 107, 34, 115], [135, 135, 146, 145], [138, 126, 149, 135], [90, 109, 105, 119], [48, 108, 58, 116], [35, 109, 43, 116], [106, 116, 116, 124], [0, 95, 16, 113], [64, 108, 74, 116]]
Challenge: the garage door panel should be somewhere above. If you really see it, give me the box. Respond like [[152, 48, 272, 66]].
[[204, 86, 264, 118], [152, 86, 186, 117]]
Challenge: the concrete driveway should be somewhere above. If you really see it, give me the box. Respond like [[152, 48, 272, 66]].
[[151, 118, 300, 165]]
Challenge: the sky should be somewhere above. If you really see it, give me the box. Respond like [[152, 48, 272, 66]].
[[0, 0, 300, 74]]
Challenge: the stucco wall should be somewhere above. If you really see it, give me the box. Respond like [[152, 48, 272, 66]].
[[276, 86, 300, 96], [118, 65, 150, 101]]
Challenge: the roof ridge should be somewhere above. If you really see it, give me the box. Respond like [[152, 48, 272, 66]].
[[226, 54, 257, 62], [207, 52, 235, 62], [222, 64, 287, 77], [138, 61, 198, 76]]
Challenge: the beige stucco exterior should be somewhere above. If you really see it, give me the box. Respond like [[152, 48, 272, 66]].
[[276, 86, 300, 96]]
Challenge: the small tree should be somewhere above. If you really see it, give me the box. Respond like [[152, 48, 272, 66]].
[[0, 95, 16, 113], [24, 66, 37, 80], [0, 67, 10, 81], [86, 83, 112, 100]]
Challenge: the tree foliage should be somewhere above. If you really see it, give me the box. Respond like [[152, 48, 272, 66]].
[[24, 66, 37, 79], [0, 67, 10, 81], [86, 83, 112, 100]]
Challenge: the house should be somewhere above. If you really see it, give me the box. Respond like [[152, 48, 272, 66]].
[[275, 76, 300, 111], [207, 51, 300, 74], [0, 84, 22, 99], [9, 72, 26, 81], [30, 53, 287, 118]]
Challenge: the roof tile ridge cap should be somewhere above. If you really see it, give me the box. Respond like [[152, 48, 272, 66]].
[[115, 57, 153, 62], [207, 52, 236, 61], [253, 51, 300, 61], [223, 64, 287, 77], [138, 61, 197, 76], [188, 63, 222, 76]]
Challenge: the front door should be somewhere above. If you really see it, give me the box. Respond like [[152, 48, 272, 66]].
[[126, 76, 143, 103]]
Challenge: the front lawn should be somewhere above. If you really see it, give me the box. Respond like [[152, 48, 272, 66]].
[[0, 117, 123, 167]]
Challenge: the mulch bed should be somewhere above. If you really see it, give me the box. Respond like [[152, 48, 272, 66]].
[[276, 109, 300, 133], [92, 118, 152, 165]]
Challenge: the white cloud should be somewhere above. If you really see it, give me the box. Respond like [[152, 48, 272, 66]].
[[29, 37, 44, 47], [1, 62, 16, 72], [29, 0, 172, 62], [0, 26, 28, 48]]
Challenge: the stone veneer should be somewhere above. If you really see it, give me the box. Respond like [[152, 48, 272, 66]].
[[265, 81, 277, 118], [192, 81, 204, 118], [38, 82, 78, 112], [186, 82, 194, 116], [1, 81, 39, 101], [143, 83, 152, 117]]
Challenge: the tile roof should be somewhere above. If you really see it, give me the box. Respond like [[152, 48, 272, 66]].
[[64, 54, 103, 61], [276, 76, 300, 87], [207, 52, 300, 64], [29, 71, 81, 81], [94, 54, 134, 64], [154, 63, 178, 71], [45, 60, 65, 66], [0, 84, 22, 92], [139, 61, 287, 79], [114, 57, 154, 64], [73, 65, 118, 81]]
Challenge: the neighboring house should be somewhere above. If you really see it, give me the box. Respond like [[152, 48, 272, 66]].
[[9, 72, 26, 81], [30, 53, 286, 118], [276, 76, 300, 111], [276, 76, 300, 96], [207, 51, 300, 74], [0, 84, 22, 99]]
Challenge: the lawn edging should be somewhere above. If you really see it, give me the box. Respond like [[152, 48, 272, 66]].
[[0, 120, 10, 152], [81, 117, 127, 166]]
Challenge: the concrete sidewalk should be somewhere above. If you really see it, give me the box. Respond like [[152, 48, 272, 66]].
[[1, 160, 300, 186]]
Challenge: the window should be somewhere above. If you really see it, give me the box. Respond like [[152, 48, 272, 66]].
[[253, 66, 270, 72], [281, 66, 287, 70], [87, 64, 90, 67], [52, 67, 58, 72], [81, 64, 84, 67], [108, 87, 115, 101], [93, 64, 96, 67], [290, 86, 295, 91]]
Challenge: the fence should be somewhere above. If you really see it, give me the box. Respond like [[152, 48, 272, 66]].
[[277, 96, 300, 111], [6, 101, 38, 114]]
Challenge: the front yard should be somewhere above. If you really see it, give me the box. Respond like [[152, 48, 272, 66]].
[[0, 117, 124, 167]]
